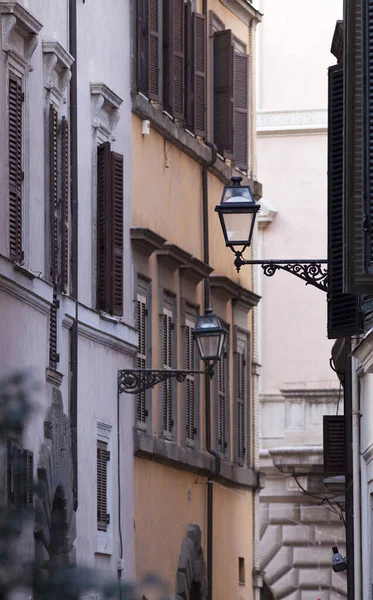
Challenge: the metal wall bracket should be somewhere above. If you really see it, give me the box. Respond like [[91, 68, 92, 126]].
[[118, 367, 213, 395], [234, 254, 328, 293]]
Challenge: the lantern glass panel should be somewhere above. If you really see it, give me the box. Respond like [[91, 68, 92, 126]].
[[196, 333, 221, 361], [223, 211, 256, 245]]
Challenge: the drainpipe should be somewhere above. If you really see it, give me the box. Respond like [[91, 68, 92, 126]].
[[202, 139, 219, 600], [69, 0, 78, 511], [344, 337, 355, 600], [351, 355, 361, 600]]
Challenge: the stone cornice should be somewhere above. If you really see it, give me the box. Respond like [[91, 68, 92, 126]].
[[0, 1, 42, 59], [180, 257, 214, 283], [257, 109, 327, 136], [42, 40, 73, 98], [132, 93, 263, 199], [134, 430, 263, 490], [156, 243, 192, 271], [0, 253, 53, 315], [218, 0, 262, 28], [130, 226, 166, 256], [210, 275, 260, 308], [267, 446, 324, 474], [257, 200, 277, 230], [91, 82, 123, 139]]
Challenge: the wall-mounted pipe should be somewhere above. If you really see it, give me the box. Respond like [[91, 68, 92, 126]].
[[202, 139, 219, 600], [69, 0, 78, 511]]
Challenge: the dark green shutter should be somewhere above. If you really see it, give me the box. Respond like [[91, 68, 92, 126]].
[[323, 415, 346, 473], [327, 64, 362, 338], [194, 12, 206, 137], [61, 117, 69, 293], [163, 0, 185, 119], [213, 30, 234, 157], [111, 152, 123, 317]]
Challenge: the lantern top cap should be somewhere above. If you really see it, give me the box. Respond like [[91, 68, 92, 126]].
[[219, 176, 256, 206]]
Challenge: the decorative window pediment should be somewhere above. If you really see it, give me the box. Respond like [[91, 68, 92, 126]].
[[0, 1, 42, 64], [43, 40, 74, 104], [90, 82, 123, 141]]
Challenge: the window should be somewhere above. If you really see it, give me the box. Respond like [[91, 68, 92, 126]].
[[235, 334, 249, 466], [217, 338, 229, 457], [162, 294, 176, 438], [7, 441, 33, 511], [136, 0, 206, 135], [238, 557, 245, 585], [8, 73, 24, 262], [97, 142, 124, 316], [213, 30, 249, 170], [97, 440, 110, 531], [185, 318, 196, 445], [136, 279, 151, 429]]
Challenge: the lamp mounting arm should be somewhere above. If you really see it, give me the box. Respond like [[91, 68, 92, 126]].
[[234, 253, 328, 292], [118, 366, 215, 395]]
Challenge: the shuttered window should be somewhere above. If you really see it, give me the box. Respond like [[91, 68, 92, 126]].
[[97, 142, 124, 316], [61, 117, 69, 293], [217, 346, 228, 455], [327, 64, 361, 338], [323, 415, 346, 473], [7, 442, 33, 510], [234, 52, 249, 171], [163, 306, 174, 436], [364, 0, 373, 280], [49, 105, 59, 285], [185, 319, 196, 444], [137, 0, 161, 102], [345, 0, 371, 292], [213, 30, 234, 158], [163, 0, 185, 119], [236, 347, 246, 465], [49, 293, 59, 369], [184, 6, 206, 136], [8, 74, 23, 262], [97, 440, 110, 531], [136, 293, 148, 427]]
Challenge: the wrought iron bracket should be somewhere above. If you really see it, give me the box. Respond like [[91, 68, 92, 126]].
[[118, 366, 214, 395], [233, 254, 328, 293]]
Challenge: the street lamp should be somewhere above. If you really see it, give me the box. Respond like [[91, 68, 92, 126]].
[[215, 176, 328, 292], [118, 308, 226, 395]]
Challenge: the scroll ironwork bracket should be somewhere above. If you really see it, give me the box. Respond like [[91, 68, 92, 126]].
[[118, 366, 214, 395], [233, 253, 328, 293]]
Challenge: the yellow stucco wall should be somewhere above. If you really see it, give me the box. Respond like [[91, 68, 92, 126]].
[[134, 458, 254, 600], [132, 1, 260, 598]]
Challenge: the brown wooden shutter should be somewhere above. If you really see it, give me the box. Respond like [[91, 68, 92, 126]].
[[7, 441, 23, 511], [136, 294, 148, 426], [61, 117, 69, 293], [234, 52, 249, 171], [97, 440, 110, 531], [22, 449, 33, 506], [137, 0, 149, 95], [163, 0, 185, 119], [345, 0, 373, 291], [323, 415, 346, 473], [185, 321, 196, 442], [194, 12, 206, 137], [236, 350, 245, 464], [49, 293, 59, 368], [8, 74, 23, 261], [97, 144, 123, 316], [49, 105, 59, 284], [363, 1, 373, 281], [218, 349, 227, 454], [184, 1, 194, 131], [149, 0, 161, 101], [111, 152, 123, 316], [97, 142, 112, 313], [327, 64, 362, 338], [213, 30, 234, 157], [163, 309, 173, 435]]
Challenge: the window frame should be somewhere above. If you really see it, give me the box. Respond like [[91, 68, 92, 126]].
[[215, 323, 230, 460], [96, 421, 113, 555], [234, 327, 250, 468], [160, 291, 177, 440], [181, 300, 201, 449]]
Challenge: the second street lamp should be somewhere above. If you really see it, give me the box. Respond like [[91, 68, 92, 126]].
[[118, 308, 226, 395], [215, 176, 328, 292]]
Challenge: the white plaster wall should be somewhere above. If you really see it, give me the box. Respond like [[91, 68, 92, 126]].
[[0, 0, 136, 579]]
